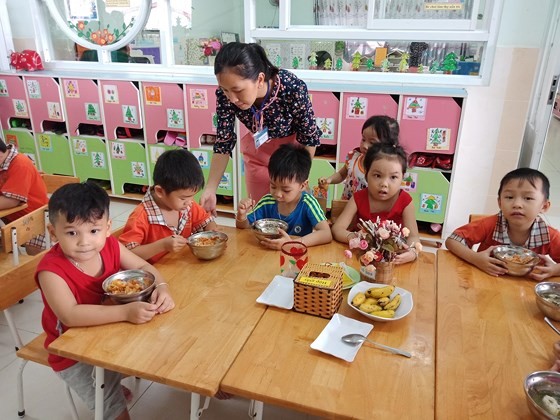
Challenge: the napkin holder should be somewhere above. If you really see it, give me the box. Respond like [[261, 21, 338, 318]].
[[294, 263, 343, 318]]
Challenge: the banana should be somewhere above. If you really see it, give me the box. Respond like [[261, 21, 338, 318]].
[[351, 292, 366, 307], [370, 309, 396, 318], [376, 297, 390, 307], [359, 302, 383, 313], [364, 297, 378, 305], [383, 294, 401, 311], [366, 285, 395, 299]]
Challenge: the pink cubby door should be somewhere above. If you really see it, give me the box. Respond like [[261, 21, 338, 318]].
[[61, 78, 103, 135], [100, 80, 142, 140], [142, 82, 186, 144], [338, 93, 398, 163], [185, 84, 217, 148], [398, 96, 461, 154], [24, 76, 64, 131], [0, 75, 31, 129], [310, 91, 339, 146]]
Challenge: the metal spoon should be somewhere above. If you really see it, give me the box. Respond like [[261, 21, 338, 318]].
[[545, 317, 560, 336], [341, 333, 412, 358]]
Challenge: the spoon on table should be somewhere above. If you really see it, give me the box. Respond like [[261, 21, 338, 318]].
[[341, 333, 412, 358], [545, 317, 560, 336]]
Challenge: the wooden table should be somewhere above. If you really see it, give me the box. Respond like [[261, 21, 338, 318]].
[[0, 203, 27, 219], [436, 250, 558, 418], [49, 227, 278, 419], [222, 251, 437, 419]]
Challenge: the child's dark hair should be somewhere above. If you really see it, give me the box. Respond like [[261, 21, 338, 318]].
[[0, 137, 7, 153], [268, 144, 311, 184], [49, 182, 110, 225], [364, 143, 408, 175], [498, 167, 550, 199], [362, 115, 400, 146], [214, 42, 279, 83], [153, 149, 205, 193]]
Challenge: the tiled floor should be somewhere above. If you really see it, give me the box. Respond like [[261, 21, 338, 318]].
[[539, 114, 560, 227], [0, 199, 323, 420]]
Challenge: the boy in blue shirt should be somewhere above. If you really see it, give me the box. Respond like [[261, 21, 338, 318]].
[[236, 143, 332, 249]]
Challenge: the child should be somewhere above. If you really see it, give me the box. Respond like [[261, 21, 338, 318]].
[[236, 143, 332, 249], [36, 182, 174, 420], [319, 115, 399, 200], [119, 149, 217, 263], [331, 142, 420, 264], [445, 168, 560, 279]]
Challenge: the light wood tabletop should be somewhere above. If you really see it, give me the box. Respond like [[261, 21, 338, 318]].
[[0, 203, 27, 219], [221, 251, 437, 419], [436, 249, 558, 419]]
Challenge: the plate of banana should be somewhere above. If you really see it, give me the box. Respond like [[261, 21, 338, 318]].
[[347, 282, 413, 322]]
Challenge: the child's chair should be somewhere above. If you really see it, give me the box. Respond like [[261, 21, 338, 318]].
[[40, 174, 80, 194], [329, 199, 348, 224]]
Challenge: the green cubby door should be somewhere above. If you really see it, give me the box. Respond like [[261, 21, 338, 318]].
[[403, 169, 449, 224], [35, 133, 74, 175], [190, 148, 234, 202], [109, 141, 149, 195], [2, 129, 38, 167], [71, 136, 111, 182], [147, 143, 182, 178]]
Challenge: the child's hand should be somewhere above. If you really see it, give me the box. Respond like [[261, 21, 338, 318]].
[[528, 254, 557, 281], [472, 246, 508, 276], [318, 177, 330, 187], [393, 248, 416, 265], [237, 198, 255, 217], [163, 235, 187, 253], [259, 229, 291, 250], [124, 301, 158, 324], [150, 284, 175, 314]]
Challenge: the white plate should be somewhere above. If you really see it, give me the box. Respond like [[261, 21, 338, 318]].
[[256, 275, 294, 309], [347, 281, 414, 322], [310, 313, 373, 362]]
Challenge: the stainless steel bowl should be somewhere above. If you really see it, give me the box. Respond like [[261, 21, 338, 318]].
[[102, 269, 156, 304], [252, 218, 289, 241], [186, 231, 228, 260], [492, 245, 540, 276], [535, 282, 560, 322], [524, 371, 560, 419]]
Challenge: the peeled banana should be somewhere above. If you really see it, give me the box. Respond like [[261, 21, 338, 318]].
[[383, 294, 401, 311], [370, 309, 395, 318], [366, 285, 395, 299]]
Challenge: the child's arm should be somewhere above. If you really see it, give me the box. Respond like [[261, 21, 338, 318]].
[[0, 195, 22, 210], [445, 236, 507, 276], [299, 220, 332, 247], [319, 166, 348, 187], [331, 197, 358, 243], [394, 203, 420, 265], [127, 236, 187, 261], [236, 197, 256, 229], [529, 255, 560, 281], [204, 220, 218, 231]]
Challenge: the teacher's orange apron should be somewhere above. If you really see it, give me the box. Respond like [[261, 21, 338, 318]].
[[240, 132, 298, 201]]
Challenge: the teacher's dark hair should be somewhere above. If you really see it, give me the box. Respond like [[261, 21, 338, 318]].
[[214, 42, 279, 82]]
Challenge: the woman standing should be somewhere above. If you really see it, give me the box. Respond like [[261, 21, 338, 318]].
[[199, 42, 321, 214]]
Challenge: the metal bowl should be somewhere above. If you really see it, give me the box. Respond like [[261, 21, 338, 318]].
[[186, 231, 228, 260], [492, 245, 540, 276], [102, 269, 156, 304], [524, 371, 560, 419], [251, 218, 289, 241], [535, 282, 560, 322]]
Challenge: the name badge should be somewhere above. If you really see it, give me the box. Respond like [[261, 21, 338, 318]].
[[254, 127, 269, 149]]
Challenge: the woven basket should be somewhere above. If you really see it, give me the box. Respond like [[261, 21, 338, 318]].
[[294, 263, 344, 318]]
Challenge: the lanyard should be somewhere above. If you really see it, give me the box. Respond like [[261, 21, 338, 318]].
[[250, 80, 270, 132]]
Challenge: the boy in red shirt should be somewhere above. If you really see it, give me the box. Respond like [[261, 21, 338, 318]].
[[445, 168, 560, 280], [0, 137, 47, 222], [119, 149, 217, 263]]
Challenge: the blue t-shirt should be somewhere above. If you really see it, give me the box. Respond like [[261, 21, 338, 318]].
[[249, 192, 326, 236]]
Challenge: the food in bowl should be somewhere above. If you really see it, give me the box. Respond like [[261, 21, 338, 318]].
[[102, 270, 156, 304], [535, 282, 560, 322], [252, 218, 289, 241], [525, 371, 560, 419], [492, 245, 540, 276], [106, 278, 145, 295], [186, 231, 228, 260]]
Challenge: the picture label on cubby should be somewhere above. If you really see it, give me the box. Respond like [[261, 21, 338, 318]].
[[38, 134, 52, 152], [13, 99, 28, 117], [426, 128, 451, 151], [0, 80, 8, 96], [47, 102, 62, 120], [189, 88, 208, 109], [122, 105, 138, 124], [85, 103, 101, 121], [219, 173, 232, 189], [420, 193, 442, 214], [26, 80, 41, 99], [150, 146, 166, 163], [92, 152, 106, 169], [111, 142, 126, 160], [403, 97, 427, 120], [64, 80, 80, 98], [193, 151, 209, 168], [103, 85, 119, 104], [144, 86, 161, 105], [131, 161, 146, 178], [5, 134, 18, 147], [346, 97, 368, 119], [401, 172, 418, 192], [73, 138, 88, 155], [316, 117, 335, 140], [167, 108, 184, 129]]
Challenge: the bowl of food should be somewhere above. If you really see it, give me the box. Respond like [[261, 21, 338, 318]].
[[535, 282, 560, 322], [347, 281, 413, 322], [492, 245, 540, 276], [186, 231, 228, 260], [252, 218, 289, 242], [102, 269, 156, 304], [524, 371, 560, 419]]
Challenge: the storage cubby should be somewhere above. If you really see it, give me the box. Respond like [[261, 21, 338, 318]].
[[109, 140, 149, 196], [2, 129, 38, 166], [100, 80, 143, 141], [61, 78, 103, 135], [36, 133, 74, 175], [185, 84, 218, 149], [142, 82, 186, 144], [71, 136, 111, 183]]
